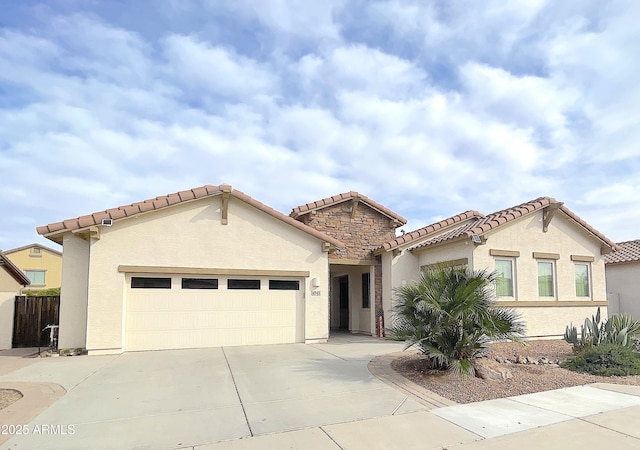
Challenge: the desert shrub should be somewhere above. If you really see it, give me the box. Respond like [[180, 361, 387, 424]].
[[564, 308, 640, 353], [387, 265, 525, 377], [561, 344, 640, 376]]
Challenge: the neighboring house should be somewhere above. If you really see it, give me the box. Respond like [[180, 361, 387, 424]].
[[0, 253, 30, 349], [605, 240, 640, 318], [375, 197, 617, 339], [3, 243, 62, 294], [37, 186, 616, 354]]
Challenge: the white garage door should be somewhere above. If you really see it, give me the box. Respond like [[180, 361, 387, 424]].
[[124, 275, 305, 351]]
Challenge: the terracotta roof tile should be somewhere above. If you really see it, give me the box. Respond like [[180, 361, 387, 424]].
[[381, 210, 483, 251], [290, 191, 407, 225], [37, 184, 344, 248], [380, 197, 617, 253], [604, 240, 640, 264]]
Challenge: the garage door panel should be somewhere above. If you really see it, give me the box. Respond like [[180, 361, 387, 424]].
[[127, 310, 297, 331], [125, 276, 303, 351]]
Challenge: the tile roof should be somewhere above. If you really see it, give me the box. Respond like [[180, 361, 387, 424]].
[[0, 253, 31, 286], [604, 240, 640, 264], [380, 210, 483, 251], [37, 185, 344, 248], [380, 197, 618, 253], [3, 243, 62, 256], [290, 191, 407, 225]]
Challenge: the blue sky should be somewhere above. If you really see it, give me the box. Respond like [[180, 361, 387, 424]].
[[1, 0, 639, 251]]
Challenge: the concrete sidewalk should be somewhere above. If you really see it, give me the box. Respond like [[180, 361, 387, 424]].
[[189, 383, 640, 450]]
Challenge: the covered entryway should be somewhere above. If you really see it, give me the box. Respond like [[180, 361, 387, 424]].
[[329, 263, 374, 335], [124, 274, 305, 351]]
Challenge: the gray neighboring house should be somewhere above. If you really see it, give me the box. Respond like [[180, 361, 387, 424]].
[[605, 239, 640, 318]]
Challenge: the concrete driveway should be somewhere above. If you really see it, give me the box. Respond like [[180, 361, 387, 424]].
[[0, 336, 429, 449]]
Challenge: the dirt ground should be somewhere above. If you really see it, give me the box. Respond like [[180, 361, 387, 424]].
[[392, 340, 640, 404], [0, 389, 22, 410]]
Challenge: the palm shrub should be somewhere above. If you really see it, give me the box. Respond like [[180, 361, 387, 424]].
[[387, 265, 526, 377]]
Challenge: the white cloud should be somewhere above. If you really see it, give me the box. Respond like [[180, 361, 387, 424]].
[[162, 34, 278, 99], [1, 2, 639, 250]]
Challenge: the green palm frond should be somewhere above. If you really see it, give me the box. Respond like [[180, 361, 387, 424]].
[[388, 264, 526, 378]]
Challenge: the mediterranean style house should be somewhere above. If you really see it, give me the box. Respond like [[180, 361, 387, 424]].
[[0, 253, 30, 349], [605, 240, 640, 319], [36, 185, 616, 354], [2, 243, 62, 294]]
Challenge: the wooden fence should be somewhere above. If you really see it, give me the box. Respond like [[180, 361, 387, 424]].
[[12, 296, 60, 348]]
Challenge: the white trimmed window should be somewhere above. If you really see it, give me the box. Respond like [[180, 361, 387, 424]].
[[537, 261, 555, 297], [575, 264, 590, 297], [495, 259, 514, 297]]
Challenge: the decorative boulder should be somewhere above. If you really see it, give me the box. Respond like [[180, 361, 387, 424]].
[[475, 358, 513, 381]]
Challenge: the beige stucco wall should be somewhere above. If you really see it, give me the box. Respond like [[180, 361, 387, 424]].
[[4, 246, 62, 292], [383, 210, 609, 338], [79, 196, 329, 353], [57, 234, 90, 349], [0, 269, 22, 349], [474, 211, 607, 304], [606, 262, 640, 318], [514, 305, 607, 338], [329, 265, 373, 334]]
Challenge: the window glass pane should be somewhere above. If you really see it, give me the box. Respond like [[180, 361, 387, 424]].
[[362, 273, 370, 308], [26, 270, 45, 284], [228, 279, 261, 290], [182, 278, 218, 289], [575, 264, 590, 297], [269, 280, 299, 290], [131, 277, 171, 289], [495, 260, 513, 297], [537, 262, 554, 296]]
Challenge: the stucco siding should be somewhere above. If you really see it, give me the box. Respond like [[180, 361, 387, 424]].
[[514, 305, 607, 338], [415, 241, 473, 269], [474, 211, 607, 302], [0, 269, 21, 349], [83, 196, 329, 352], [58, 234, 90, 349], [606, 263, 640, 318]]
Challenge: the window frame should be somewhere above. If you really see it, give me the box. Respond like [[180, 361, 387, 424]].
[[494, 258, 515, 298], [574, 263, 591, 298], [361, 272, 371, 309], [131, 277, 172, 289], [25, 269, 46, 285], [181, 278, 219, 290], [268, 280, 300, 291], [537, 260, 556, 298], [227, 279, 261, 290]]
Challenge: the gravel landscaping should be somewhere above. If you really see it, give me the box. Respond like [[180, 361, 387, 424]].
[[391, 340, 640, 404], [0, 389, 22, 410]]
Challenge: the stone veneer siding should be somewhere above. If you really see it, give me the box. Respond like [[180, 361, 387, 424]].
[[374, 255, 383, 314], [296, 201, 398, 260]]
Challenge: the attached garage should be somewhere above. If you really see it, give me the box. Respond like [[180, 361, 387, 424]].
[[123, 272, 306, 351], [38, 184, 342, 354]]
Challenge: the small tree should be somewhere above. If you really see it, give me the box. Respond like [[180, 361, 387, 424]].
[[387, 265, 525, 377]]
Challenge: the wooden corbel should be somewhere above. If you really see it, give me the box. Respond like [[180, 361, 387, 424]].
[[350, 198, 359, 219], [542, 203, 562, 232], [221, 186, 231, 225]]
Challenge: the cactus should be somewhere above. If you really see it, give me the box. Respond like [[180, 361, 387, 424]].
[[564, 308, 640, 352]]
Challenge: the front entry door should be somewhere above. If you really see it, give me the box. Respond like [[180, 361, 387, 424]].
[[339, 275, 349, 329]]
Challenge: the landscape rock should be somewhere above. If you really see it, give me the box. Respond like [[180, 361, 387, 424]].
[[475, 358, 513, 381]]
